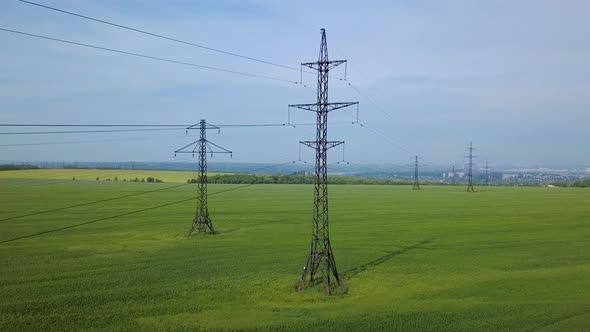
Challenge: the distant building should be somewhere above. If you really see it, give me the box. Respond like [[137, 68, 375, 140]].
[[502, 173, 517, 180]]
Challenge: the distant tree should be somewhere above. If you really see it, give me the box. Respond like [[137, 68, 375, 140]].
[[0, 164, 39, 171]]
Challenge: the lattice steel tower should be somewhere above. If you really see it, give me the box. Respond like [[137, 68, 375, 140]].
[[485, 160, 489, 186], [466, 142, 476, 192], [451, 165, 456, 185], [413, 155, 421, 190], [289, 29, 358, 295], [175, 120, 231, 235]]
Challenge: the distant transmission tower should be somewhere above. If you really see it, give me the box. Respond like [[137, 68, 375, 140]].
[[413, 155, 421, 190], [175, 120, 232, 235], [485, 160, 489, 186], [465, 142, 477, 192], [289, 28, 358, 295], [451, 165, 456, 185]]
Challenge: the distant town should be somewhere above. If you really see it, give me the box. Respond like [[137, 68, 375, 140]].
[[2, 161, 588, 186]]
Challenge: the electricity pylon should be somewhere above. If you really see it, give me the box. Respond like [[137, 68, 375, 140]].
[[451, 165, 456, 185], [174, 119, 231, 235], [413, 155, 421, 190], [485, 159, 489, 186], [465, 142, 477, 192], [289, 28, 358, 295]]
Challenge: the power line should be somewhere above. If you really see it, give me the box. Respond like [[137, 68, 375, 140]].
[[0, 164, 311, 244], [0, 27, 299, 84], [4, 4, 432, 166], [339, 79, 398, 125], [0, 124, 189, 128], [0, 169, 107, 188], [0, 160, 302, 191], [0, 133, 185, 147], [0, 122, 353, 129], [307, 77, 432, 165], [0, 168, 147, 190], [14, 1, 413, 160], [341, 161, 414, 178], [315, 95, 428, 163], [0, 122, 354, 138], [6, 7, 420, 162], [16, 0, 404, 130], [355, 120, 415, 156], [17, 0, 310, 74], [0, 182, 191, 222], [0, 195, 198, 244], [0, 125, 284, 135], [227, 160, 300, 175], [348, 118, 437, 166], [0, 128, 180, 135]]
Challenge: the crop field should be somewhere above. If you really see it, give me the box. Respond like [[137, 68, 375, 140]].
[[0, 169, 226, 183], [1, 170, 589, 331]]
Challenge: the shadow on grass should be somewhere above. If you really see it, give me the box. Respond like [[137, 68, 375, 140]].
[[344, 239, 434, 279]]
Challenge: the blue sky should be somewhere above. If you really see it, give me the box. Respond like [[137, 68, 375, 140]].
[[0, 0, 589, 167]]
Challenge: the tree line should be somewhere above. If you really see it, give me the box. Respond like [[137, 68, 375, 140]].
[[187, 173, 416, 185], [551, 178, 590, 188], [0, 164, 39, 171]]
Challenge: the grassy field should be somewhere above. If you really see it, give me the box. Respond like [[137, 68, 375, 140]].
[[0, 170, 589, 331], [0, 168, 226, 183]]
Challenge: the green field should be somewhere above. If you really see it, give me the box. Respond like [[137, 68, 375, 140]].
[[0, 168, 227, 183], [1, 170, 589, 331]]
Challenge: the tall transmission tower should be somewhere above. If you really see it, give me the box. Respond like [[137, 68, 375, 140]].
[[174, 120, 232, 235], [413, 155, 421, 190], [465, 141, 477, 192], [485, 160, 489, 186], [289, 29, 358, 295]]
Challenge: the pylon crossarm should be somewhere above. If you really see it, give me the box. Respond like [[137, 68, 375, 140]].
[[289, 103, 317, 112], [302, 59, 346, 71], [289, 102, 358, 113], [207, 141, 232, 154], [174, 139, 200, 154], [186, 123, 220, 131], [325, 102, 358, 112], [300, 140, 343, 150]]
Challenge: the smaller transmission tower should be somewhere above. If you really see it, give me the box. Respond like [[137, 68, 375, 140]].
[[413, 155, 420, 190], [485, 160, 489, 186], [451, 165, 456, 185], [465, 142, 477, 192], [175, 120, 231, 235]]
